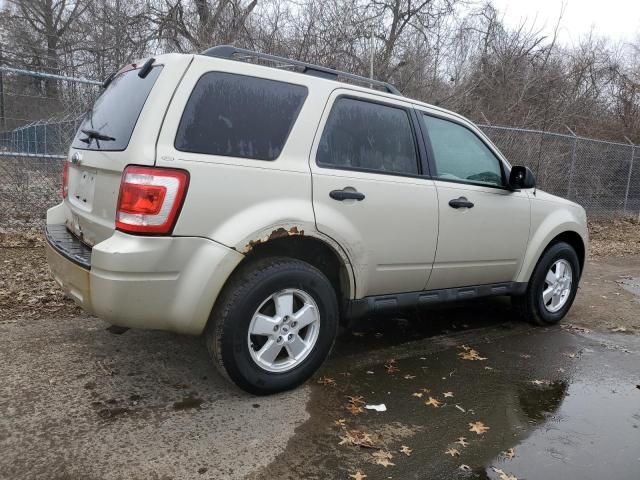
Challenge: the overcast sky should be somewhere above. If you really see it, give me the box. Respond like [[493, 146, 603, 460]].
[[490, 0, 640, 46]]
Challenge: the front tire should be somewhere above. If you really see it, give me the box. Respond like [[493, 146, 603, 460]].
[[206, 257, 339, 395], [513, 242, 581, 326]]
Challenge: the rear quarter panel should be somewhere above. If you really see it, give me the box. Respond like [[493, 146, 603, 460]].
[[154, 56, 356, 294]]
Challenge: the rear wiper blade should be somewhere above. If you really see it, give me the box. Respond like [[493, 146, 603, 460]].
[[81, 129, 116, 141]]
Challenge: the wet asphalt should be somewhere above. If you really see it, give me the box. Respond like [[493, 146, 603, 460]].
[[253, 309, 640, 480], [1, 300, 639, 479]]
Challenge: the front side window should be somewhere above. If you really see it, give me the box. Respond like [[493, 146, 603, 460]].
[[317, 97, 418, 175], [175, 72, 307, 161], [422, 115, 504, 187]]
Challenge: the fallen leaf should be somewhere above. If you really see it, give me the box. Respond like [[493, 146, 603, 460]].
[[492, 467, 518, 480], [456, 437, 469, 447], [346, 403, 364, 416], [384, 359, 399, 374], [468, 421, 490, 435], [372, 450, 395, 467], [349, 471, 367, 480], [458, 348, 487, 361], [443, 391, 454, 398], [347, 396, 366, 405], [339, 430, 376, 448], [334, 418, 346, 427], [404, 374, 416, 379], [484, 366, 494, 370], [502, 448, 515, 459], [317, 376, 336, 386], [425, 397, 442, 408], [399, 445, 412, 456], [412, 392, 424, 398], [420, 387, 430, 393], [372, 450, 393, 461], [445, 448, 460, 457]]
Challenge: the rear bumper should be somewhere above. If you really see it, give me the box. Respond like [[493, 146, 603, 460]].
[[45, 226, 94, 314], [45, 215, 244, 335]]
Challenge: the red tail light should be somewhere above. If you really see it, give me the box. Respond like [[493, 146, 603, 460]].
[[62, 160, 69, 199], [116, 166, 189, 234]]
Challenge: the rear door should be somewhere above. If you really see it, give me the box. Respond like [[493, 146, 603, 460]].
[[63, 55, 191, 246], [310, 90, 438, 298], [416, 110, 531, 290]]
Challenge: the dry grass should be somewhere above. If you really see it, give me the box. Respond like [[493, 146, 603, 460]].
[[589, 216, 640, 258]]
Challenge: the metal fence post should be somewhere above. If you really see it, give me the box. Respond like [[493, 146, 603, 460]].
[[566, 126, 578, 199], [623, 136, 635, 214]]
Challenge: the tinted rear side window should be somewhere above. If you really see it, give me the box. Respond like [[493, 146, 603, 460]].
[[72, 65, 163, 151], [316, 97, 418, 175], [175, 72, 308, 161]]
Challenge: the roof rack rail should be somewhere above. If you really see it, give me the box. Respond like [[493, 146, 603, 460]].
[[201, 45, 402, 96]]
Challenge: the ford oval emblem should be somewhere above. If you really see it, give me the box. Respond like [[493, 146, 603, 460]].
[[71, 152, 82, 165]]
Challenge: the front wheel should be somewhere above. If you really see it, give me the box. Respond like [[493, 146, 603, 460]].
[[513, 242, 581, 325], [206, 257, 339, 395]]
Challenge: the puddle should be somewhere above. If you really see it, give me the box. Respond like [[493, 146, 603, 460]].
[[249, 324, 640, 479], [172, 394, 204, 411], [618, 276, 640, 301]]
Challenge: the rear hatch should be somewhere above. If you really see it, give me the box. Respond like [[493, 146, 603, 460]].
[[64, 54, 191, 246]]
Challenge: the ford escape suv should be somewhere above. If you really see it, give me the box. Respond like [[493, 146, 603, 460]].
[[46, 45, 588, 394]]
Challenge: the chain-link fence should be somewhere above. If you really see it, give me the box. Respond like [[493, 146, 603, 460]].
[[479, 125, 639, 216], [0, 67, 638, 233], [0, 68, 99, 232]]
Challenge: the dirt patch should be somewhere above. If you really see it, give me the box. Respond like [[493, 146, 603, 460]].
[[589, 216, 640, 257], [568, 255, 640, 334], [0, 243, 80, 321]]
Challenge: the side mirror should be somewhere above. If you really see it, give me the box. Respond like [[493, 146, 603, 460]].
[[508, 165, 536, 190]]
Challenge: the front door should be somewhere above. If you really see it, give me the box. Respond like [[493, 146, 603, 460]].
[[417, 111, 531, 290], [310, 91, 439, 298]]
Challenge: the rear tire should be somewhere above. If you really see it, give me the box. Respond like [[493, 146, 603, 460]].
[[513, 242, 580, 326], [205, 257, 339, 395]]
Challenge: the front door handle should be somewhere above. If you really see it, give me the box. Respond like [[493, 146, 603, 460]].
[[448, 196, 474, 209], [329, 189, 365, 201]]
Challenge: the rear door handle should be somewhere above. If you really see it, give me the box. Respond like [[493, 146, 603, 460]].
[[329, 189, 365, 201], [448, 196, 474, 209]]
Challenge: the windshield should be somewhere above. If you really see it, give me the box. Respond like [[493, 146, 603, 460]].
[[71, 65, 163, 151]]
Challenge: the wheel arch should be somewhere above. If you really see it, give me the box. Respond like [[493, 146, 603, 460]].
[[227, 232, 356, 316], [549, 230, 586, 273], [516, 205, 588, 285]]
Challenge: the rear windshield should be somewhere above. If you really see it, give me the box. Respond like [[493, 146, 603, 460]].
[[71, 65, 163, 151]]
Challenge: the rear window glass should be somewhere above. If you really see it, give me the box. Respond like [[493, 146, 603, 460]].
[[317, 97, 418, 175], [175, 72, 308, 161], [71, 65, 163, 151]]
